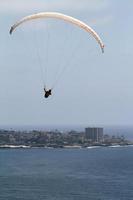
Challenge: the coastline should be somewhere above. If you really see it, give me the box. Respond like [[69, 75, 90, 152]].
[[0, 144, 133, 149]]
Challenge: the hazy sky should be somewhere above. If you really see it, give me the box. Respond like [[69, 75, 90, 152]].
[[0, 0, 133, 128]]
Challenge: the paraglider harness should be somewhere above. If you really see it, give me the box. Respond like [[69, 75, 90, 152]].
[[44, 88, 52, 98]]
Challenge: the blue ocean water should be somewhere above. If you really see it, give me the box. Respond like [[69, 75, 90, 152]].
[[0, 147, 133, 200]]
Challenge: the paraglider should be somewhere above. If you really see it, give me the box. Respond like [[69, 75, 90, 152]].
[[9, 12, 104, 99]]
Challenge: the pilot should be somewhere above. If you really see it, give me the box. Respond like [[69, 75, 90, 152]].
[[44, 88, 52, 98]]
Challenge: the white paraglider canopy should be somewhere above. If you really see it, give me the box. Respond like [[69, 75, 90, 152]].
[[10, 12, 104, 53]]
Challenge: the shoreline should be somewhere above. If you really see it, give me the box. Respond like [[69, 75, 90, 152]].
[[0, 144, 133, 149]]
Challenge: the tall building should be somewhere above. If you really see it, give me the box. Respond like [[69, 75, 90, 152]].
[[85, 127, 103, 142]]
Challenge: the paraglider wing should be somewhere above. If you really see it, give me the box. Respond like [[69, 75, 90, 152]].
[[9, 12, 104, 53]]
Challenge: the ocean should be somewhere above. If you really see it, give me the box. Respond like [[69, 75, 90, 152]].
[[0, 147, 133, 200]]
